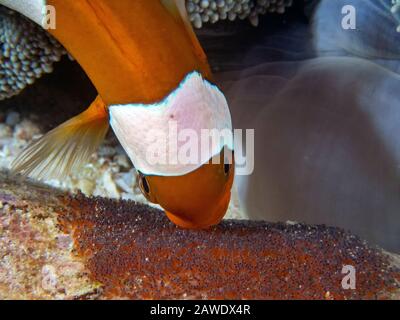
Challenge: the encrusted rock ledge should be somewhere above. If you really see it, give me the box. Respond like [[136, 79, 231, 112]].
[[0, 171, 399, 300]]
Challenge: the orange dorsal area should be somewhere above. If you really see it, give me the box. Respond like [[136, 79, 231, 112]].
[[47, 0, 212, 105]]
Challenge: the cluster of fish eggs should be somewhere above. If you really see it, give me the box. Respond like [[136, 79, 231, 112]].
[[186, 0, 294, 28], [0, 7, 66, 100]]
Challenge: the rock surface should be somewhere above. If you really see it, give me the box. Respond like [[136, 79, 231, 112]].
[[0, 171, 399, 299]]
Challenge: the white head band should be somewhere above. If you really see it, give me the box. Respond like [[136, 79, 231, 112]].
[[109, 72, 233, 176]]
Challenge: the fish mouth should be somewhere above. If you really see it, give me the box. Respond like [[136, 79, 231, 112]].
[[165, 188, 232, 229]]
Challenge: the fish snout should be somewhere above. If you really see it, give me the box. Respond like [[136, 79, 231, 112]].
[[165, 186, 232, 229]]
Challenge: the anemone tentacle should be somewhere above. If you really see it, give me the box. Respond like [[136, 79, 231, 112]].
[[0, 6, 66, 100], [186, 0, 293, 28]]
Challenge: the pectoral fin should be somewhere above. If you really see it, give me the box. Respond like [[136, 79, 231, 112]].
[[11, 95, 109, 180]]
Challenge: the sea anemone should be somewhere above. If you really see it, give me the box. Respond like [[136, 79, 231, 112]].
[[187, 0, 294, 28], [0, 7, 66, 100]]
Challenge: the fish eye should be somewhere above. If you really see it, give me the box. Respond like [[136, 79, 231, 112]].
[[138, 172, 150, 195], [224, 163, 231, 176], [137, 172, 158, 204], [222, 149, 234, 176]]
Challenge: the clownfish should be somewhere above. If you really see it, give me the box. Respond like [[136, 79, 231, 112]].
[[2, 0, 234, 229]]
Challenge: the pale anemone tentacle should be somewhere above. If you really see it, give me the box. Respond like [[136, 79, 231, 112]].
[[383, 0, 400, 32], [312, 0, 400, 66], [186, 0, 293, 28], [215, 0, 400, 251]]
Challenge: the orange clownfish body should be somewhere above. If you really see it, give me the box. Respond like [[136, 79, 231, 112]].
[[5, 0, 234, 229]]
